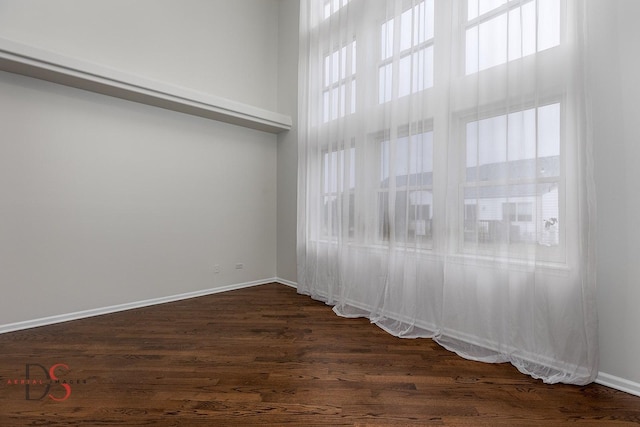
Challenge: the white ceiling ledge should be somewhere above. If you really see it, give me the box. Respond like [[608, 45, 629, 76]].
[[0, 37, 292, 134]]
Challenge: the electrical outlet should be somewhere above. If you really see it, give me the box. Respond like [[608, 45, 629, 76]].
[[235, 263, 244, 270], [214, 264, 220, 274]]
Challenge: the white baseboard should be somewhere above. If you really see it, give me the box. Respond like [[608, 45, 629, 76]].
[[596, 372, 640, 397], [275, 277, 298, 288], [0, 278, 281, 335]]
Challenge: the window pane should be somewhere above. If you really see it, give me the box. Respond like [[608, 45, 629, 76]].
[[540, 183, 559, 246], [379, 191, 390, 239], [395, 137, 411, 177], [324, 56, 330, 87], [476, 13, 508, 73], [464, 184, 544, 244], [379, 131, 433, 245], [464, 201, 479, 242], [478, 114, 508, 168], [399, 47, 434, 98], [408, 132, 434, 177], [331, 50, 340, 84], [324, 0, 350, 19], [395, 190, 409, 241], [381, 19, 394, 60], [323, 90, 330, 123], [399, 55, 411, 98], [517, 201, 533, 222], [322, 50, 338, 86], [468, 0, 508, 20], [508, 3, 536, 61], [323, 152, 333, 193], [382, 131, 433, 183], [415, 0, 435, 45], [401, 8, 412, 51], [323, 195, 336, 235], [401, 1, 434, 51], [323, 41, 356, 121], [352, 41, 357, 75], [331, 86, 339, 120], [466, 26, 480, 74], [381, 140, 390, 182], [538, 103, 560, 158], [322, 194, 355, 238], [323, 148, 355, 193], [503, 201, 517, 222], [466, 0, 561, 74], [463, 182, 560, 246], [379, 63, 392, 103], [538, 0, 560, 51], [507, 108, 536, 163], [350, 81, 356, 114], [466, 104, 560, 182], [409, 190, 433, 239], [413, 46, 434, 92]]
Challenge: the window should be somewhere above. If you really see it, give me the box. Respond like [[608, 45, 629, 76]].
[[301, 1, 597, 384], [378, 128, 433, 245], [324, 0, 351, 19], [323, 41, 357, 123], [463, 103, 561, 251], [311, 0, 566, 260], [322, 147, 356, 238], [465, 0, 560, 74], [379, 1, 435, 103]]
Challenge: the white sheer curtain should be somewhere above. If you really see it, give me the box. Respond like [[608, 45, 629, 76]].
[[297, 0, 597, 384]]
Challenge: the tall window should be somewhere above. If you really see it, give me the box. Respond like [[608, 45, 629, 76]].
[[300, 0, 597, 385], [379, 1, 434, 103], [463, 103, 561, 254], [323, 41, 357, 123], [466, 0, 561, 74], [324, 0, 351, 19], [321, 147, 355, 238], [379, 128, 433, 246]]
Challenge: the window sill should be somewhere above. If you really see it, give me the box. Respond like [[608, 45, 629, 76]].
[[310, 239, 569, 273], [0, 37, 292, 134]]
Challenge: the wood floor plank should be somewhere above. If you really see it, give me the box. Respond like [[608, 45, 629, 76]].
[[0, 283, 638, 426]]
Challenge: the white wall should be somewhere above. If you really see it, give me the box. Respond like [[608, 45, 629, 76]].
[[0, 0, 279, 111], [589, 0, 640, 392], [276, 0, 299, 284], [0, 0, 280, 327]]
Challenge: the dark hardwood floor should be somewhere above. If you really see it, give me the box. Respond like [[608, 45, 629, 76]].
[[0, 283, 638, 426]]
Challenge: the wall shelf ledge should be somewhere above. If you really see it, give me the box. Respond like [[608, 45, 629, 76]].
[[0, 37, 292, 134]]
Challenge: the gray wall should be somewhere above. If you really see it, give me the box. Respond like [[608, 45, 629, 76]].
[[589, 0, 640, 390], [0, 0, 279, 111], [276, 0, 299, 284], [0, 0, 279, 326]]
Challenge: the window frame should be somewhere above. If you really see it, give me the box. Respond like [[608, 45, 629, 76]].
[[319, 143, 357, 241], [455, 99, 567, 262], [323, 0, 351, 20], [322, 40, 357, 123], [378, 0, 436, 104], [374, 122, 435, 249], [462, 0, 563, 75], [309, 0, 572, 267]]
